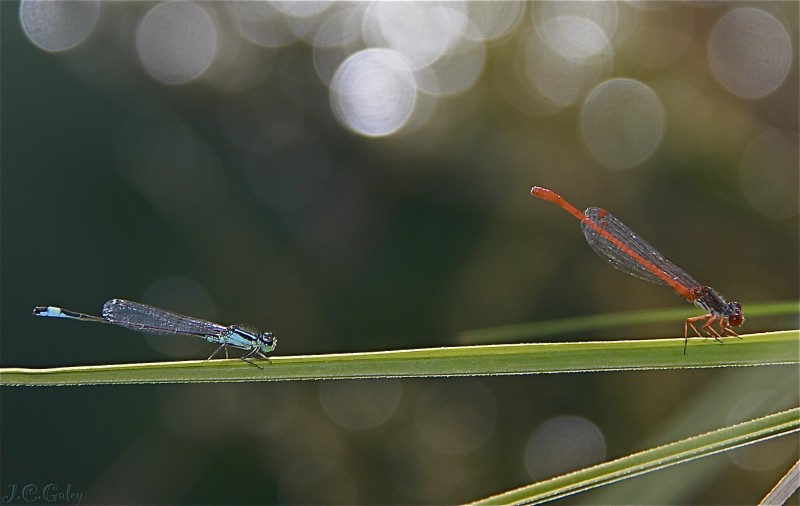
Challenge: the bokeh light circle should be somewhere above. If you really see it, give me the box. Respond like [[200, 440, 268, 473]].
[[581, 78, 665, 169], [135, 1, 218, 85], [538, 16, 611, 62], [465, 1, 525, 41], [708, 8, 792, 99], [225, 1, 301, 48], [19, 0, 100, 52], [415, 16, 486, 97], [522, 26, 613, 109], [319, 380, 402, 430], [312, 7, 366, 85], [362, 3, 467, 70], [524, 416, 606, 480], [330, 48, 417, 137]]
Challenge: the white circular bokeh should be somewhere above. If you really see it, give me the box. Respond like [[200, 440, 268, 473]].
[[135, 1, 218, 85], [525, 415, 606, 480], [581, 78, 665, 169], [19, 0, 100, 52], [330, 49, 417, 137], [708, 8, 793, 99]]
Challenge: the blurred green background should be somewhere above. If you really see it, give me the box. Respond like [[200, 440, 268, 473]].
[[2, 1, 798, 504]]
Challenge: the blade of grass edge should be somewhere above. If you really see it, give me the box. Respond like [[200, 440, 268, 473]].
[[1, 331, 797, 386], [468, 407, 800, 506], [458, 300, 799, 344], [759, 459, 800, 506], [590, 364, 799, 504]]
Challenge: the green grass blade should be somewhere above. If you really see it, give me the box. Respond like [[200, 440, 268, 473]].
[[458, 300, 799, 344], [760, 459, 800, 505], [1, 330, 797, 386], [589, 364, 799, 503], [469, 407, 800, 506]]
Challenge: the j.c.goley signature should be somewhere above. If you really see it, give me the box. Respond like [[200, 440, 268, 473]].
[[2, 483, 83, 504]]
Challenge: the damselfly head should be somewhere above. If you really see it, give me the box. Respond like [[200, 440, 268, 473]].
[[259, 331, 277, 353], [726, 302, 744, 327]]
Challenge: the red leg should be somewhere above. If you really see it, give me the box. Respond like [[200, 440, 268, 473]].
[[700, 315, 723, 340], [718, 319, 743, 340], [684, 314, 723, 354]]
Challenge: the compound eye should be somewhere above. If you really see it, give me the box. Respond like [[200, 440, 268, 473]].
[[728, 302, 744, 326], [262, 332, 277, 347]]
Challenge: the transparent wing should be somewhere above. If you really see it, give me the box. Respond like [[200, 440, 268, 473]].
[[581, 207, 700, 289], [101, 299, 226, 337]]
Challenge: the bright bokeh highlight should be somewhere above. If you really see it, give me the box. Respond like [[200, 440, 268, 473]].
[[708, 8, 792, 99], [135, 1, 218, 85], [330, 49, 417, 137], [19, 0, 99, 52], [581, 78, 665, 169]]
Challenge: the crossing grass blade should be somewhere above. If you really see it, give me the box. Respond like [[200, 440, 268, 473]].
[[469, 407, 800, 505], [457, 300, 799, 344]]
